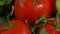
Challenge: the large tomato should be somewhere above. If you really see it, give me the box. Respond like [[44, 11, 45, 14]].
[[37, 19, 60, 34], [1, 20, 31, 34], [14, 0, 51, 25]]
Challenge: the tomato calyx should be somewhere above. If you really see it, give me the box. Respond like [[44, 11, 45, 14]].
[[25, 15, 47, 34], [36, 17, 60, 34], [35, 15, 47, 25]]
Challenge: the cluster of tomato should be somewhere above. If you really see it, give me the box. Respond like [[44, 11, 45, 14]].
[[0, 0, 60, 34]]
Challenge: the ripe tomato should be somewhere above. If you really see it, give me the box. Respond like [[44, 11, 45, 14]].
[[48, 30, 57, 34], [14, 0, 51, 25], [1, 20, 31, 34], [57, 30, 60, 34], [37, 19, 60, 34], [49, 0, 57, 14]]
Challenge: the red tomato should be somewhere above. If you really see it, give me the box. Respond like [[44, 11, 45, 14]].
[[45, 23, 54, 31], [49, 0, 57, 14], [14, 0, 51, 25], [1, 20, 31, 34], [57, 30, 60, 34], [48, 30, 57, 34]]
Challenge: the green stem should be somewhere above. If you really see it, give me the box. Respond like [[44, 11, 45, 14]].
[[31, 25, 39, 34], [32, 31, 35, 34], [55, 12, 59, 29], [25, 20, 38, 34], [31, 27, 37, 34], [6, 16, 13, 28], [6, 6, 14, 28]]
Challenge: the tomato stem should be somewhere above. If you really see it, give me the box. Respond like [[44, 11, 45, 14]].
[[31, 25, 38, 34], [5, 6, 14, 28], [25, 20, 32, 29], [55, 12, 59, 29], [31, 27, 35, 34], [25, 20, 38, 34], [32, 31, 35, 34], [6, 16, 13, 28]]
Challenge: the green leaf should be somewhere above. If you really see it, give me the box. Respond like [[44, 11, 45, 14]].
[[35, 15, 47, 25], [35, 18, 42, 24], [0, 0, 7, 6], [56, 1, 60, 14], [0, 0, 12, 6], [39, 27, 48, 34], [7, 0, 12, 3]]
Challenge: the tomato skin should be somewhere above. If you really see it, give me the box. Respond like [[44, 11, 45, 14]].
[[1, 20, 31, 34], [45, 23, 54, 31], [48, 30, 57, 34], [49, 0, 57, 14], [57, 30, 60, 34], [14, 0, 51, 25]]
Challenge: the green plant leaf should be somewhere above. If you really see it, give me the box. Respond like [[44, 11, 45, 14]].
[[39, 27, 48, 34], [7, 0, 12, 3], [35, 15, 47, 25], [0, 0, 7, 6], [56, 1, 60, 14], [0, 0, 12, 6]]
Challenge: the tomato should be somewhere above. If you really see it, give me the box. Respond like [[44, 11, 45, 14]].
[[14, 0, 51, 25], [48, 30, 57, 34], [57, 30, 60, 34], [49, 0, 57, 14], [37, 19, 60, 34], [45, 23, 54, 31], [1, 20, 31, 34]]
